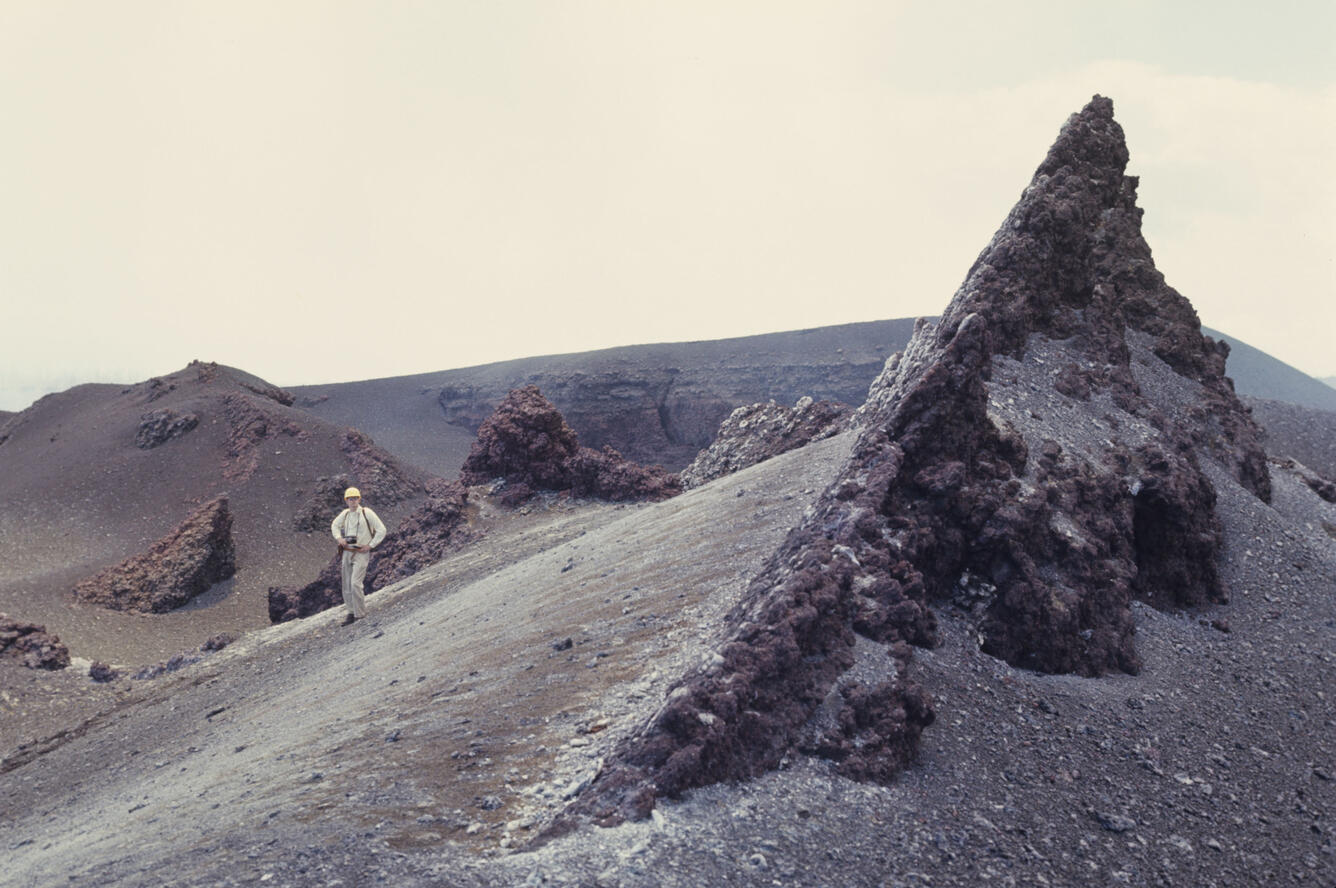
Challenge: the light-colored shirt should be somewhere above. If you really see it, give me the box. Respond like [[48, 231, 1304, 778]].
[[331, 506, 387, 548]]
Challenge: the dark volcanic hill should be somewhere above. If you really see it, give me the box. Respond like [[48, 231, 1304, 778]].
[[0, 361, 434, 663]]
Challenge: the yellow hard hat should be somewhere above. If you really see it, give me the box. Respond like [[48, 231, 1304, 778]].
[[344, 487, 361, 499]]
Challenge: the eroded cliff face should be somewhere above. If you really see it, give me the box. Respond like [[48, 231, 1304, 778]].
[[566, 96, 1272, 827]]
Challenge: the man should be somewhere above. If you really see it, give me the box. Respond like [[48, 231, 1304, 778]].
[[330, 487, 387, 625]]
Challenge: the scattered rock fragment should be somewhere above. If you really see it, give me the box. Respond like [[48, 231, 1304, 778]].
[[201, 633, 236, 652], [1095, 811, 1136, 832]]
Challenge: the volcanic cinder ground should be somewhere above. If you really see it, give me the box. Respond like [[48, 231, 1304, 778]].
[[2, 97, 1335, 888]]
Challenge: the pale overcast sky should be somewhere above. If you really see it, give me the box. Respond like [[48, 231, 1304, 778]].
[[2, 1, 1333, 411]]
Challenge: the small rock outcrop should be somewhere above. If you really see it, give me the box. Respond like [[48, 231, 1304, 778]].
[[340, 429, 425, 506], [269, 480, 474, 623], [135, 408, 199, 449], [0, 614, 70, 670], [73, 497, 236, 614], [461, 386, 681, 504], [292, 474, 355, 532], [221, 393, 306, 482], [680, 397, 850, 488], [569, 96, 1272, 826]]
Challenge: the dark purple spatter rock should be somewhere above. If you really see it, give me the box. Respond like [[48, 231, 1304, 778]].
[[135, 408, 199, 449], [89, 661, 118, 682], [132, 651, 202, 681], [460, 385, 581, 491], [461, 385, 681, 503], [72, 497, 236, 614], [564, 95, 1271, 828], [268, 479, 474, 623], [201, 632, 236, 652], [680, 396, 850, 488], [0, 614, 71, 670]]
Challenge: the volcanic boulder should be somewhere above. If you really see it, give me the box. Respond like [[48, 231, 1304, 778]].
[[461, 385, 681, 503], [0, 614, 70, 670], [680, 396, 850, 488], [73, 496, 236, 614], [268, 480, 474, 623], [569, 96, 1272, 826]]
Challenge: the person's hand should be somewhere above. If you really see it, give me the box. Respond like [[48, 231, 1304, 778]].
[[359, 545, 372, 553]]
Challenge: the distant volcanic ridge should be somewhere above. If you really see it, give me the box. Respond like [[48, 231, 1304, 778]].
[[680, 396, 850, 489], [269, 479, 474, 623], [73, 496, 236, 614], [460, 385, 682, 505], [566, 95, 1272, 827], [0, 614, 70, 670]]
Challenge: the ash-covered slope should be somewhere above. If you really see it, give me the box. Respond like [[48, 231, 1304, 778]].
[[0, 361, 434, 663], [571, 96, 1273, 824]]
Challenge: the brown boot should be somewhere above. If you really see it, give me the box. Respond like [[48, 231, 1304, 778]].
[[342, 613, 356, 626]]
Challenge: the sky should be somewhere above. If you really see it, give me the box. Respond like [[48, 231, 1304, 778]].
[[2, 1, 1333, 411]]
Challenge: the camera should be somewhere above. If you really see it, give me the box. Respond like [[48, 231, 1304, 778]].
[[343, 537, 358, 546]]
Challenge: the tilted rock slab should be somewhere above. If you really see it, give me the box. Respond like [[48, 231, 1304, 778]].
[[680, 396, 850, 488], [73, 496, 236, 614], [566, 95, 1271, 827]]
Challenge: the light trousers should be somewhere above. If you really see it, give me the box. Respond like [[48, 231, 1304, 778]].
[[340, 550, 370, 619]]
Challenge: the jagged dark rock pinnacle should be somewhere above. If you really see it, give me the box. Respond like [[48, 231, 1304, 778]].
[[561, 95, 1271, 828]]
